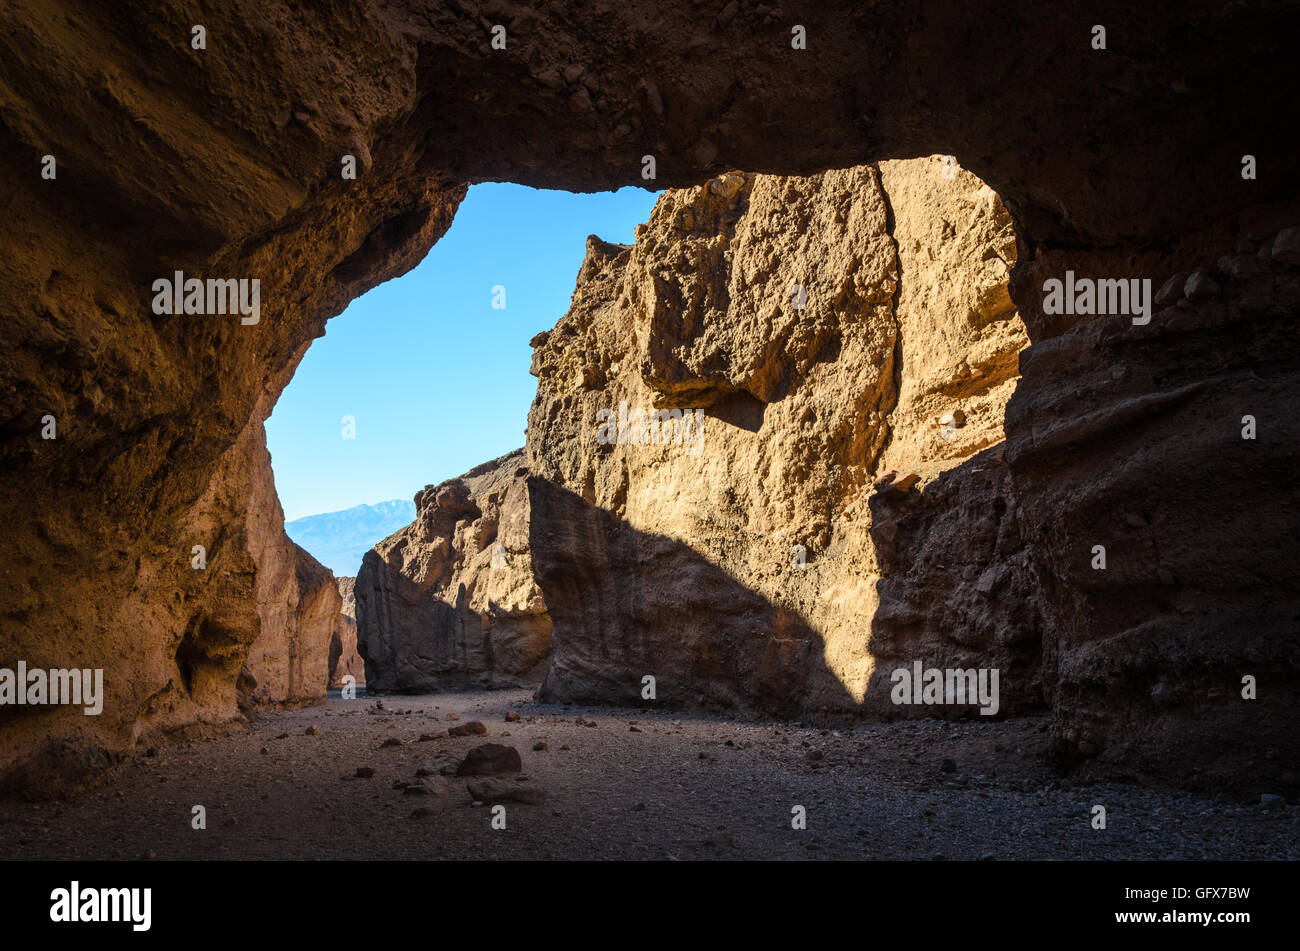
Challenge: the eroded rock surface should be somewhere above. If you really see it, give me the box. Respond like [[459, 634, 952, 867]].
[[329, 577, 366, 688], [355, 451, 551, 692], [528, 160, 1032, 717]]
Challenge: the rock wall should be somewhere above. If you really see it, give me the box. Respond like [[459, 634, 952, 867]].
[[329, 577, 366, 688], [240, 424, 341, 710], [1005, 228, 1300, 791], [527, 159, 1033, 717], [355, 451, 551, 692]]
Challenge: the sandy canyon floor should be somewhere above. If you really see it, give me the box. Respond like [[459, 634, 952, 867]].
[[3, 689, 1295, 861]]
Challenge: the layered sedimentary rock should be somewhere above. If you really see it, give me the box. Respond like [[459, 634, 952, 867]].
[[0, 0, 1295, 793], [355, 451, 551, 692], [528, 159, 1032, 717], [328, 578, 366, 688]]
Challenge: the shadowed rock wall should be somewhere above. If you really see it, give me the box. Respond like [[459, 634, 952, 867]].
[[355, 451, 551, 691]]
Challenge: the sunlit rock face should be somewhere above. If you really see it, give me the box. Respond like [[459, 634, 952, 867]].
[[329, 578, 366, 689], [355, 451, 552, 692], [526, 160, 1034, 718], [0, 0, 1295, 794]]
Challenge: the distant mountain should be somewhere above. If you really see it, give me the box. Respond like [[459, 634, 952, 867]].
[[285, 499, 416, 576]]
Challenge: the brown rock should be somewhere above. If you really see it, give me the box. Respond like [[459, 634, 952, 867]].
[[328, 577, 366, 688], [449, 721, 488, 737], [456, 744, 523, 777], [354, 452, 552, 692], [528, 161, 1029, 722], [465, 779, 546, 806]]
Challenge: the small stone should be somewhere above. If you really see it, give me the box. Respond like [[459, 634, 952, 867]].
[[532, 741, 548, 751], [559, 744, 571, 751], [806, 750, 824, 761], [275, 732, 289, 739], [354, 767, 374, 779], [456, 743, 523, 777], [1183, 270, 1221, 301], [567, 87, 592, 113], [505, 711, 521, 722], [409, 807, 433, 819], [446, 713, 459, 721], [259, 747, 269, 755], [975, 565, 1004, 595], [466, 778, 546, 805], [449, 721, 487, 737], [380, 737, 403, 748], [1271, 227, 1300, 265], [305, 725, 318, 736], [629, 725, 642, 732], [1154, 273, 1187, 307], [1227, 254, 1265, 279]]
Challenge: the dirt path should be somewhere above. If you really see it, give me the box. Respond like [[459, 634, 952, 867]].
[[2, 690, 1295, 861]]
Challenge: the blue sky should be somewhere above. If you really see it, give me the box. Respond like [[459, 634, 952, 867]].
[[267, 183, 660, 522]]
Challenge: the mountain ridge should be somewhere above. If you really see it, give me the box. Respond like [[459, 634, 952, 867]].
[[285, 499, 416, 576]]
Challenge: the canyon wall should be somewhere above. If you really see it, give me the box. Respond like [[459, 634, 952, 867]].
[[329, 578, 366, 688], [241, 423, 342, 711], [527, 159, 1035, 717], [355, 451, 551, 692], [0, 0, 1295, 793]]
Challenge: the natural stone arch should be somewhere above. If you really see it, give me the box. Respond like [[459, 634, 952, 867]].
[[0, 1, 1296, 795]]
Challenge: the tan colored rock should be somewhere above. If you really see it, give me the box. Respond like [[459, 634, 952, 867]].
[[328, 577, 365, 688], [240, 428, 340, 710], [354, 451, 551, 692], [527, 159, 1032, 717]]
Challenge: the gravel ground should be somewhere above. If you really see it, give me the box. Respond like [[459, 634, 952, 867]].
[[2, 689, 1296, 861]]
